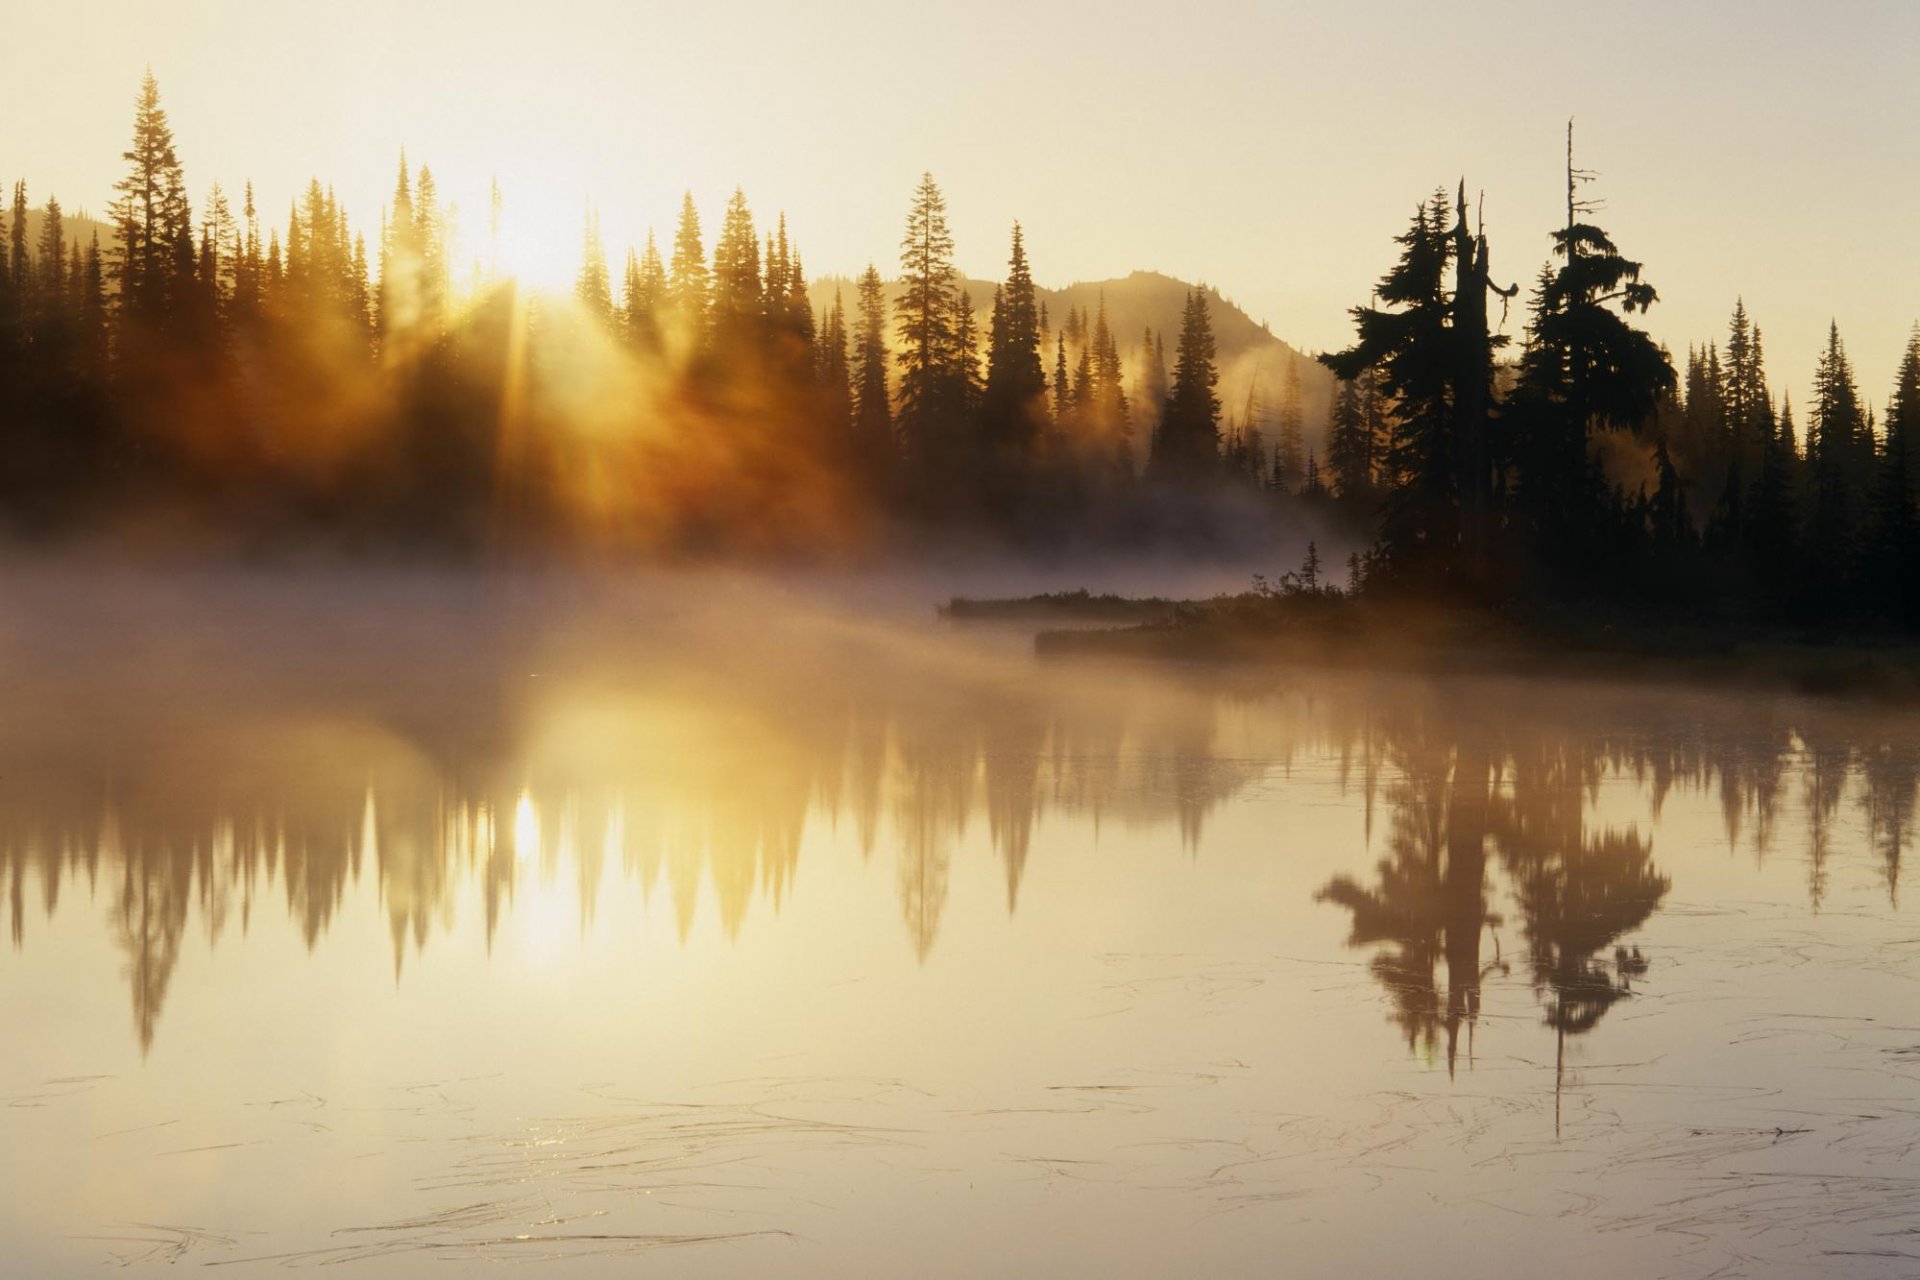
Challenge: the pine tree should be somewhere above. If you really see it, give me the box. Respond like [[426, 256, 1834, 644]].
[[668, 191, 710, 344], [198, 183, 238, 317], [818, 286, 852, 429], [850, 263, 893, 466], [954, 288, 982, 411], [1806, 321, 1866, 602], [1506, 139, 1672, 580], [623, 229, 667, 353], [109, 71, 194, 329], [982, 222, 1046, 466], [783, 244, 814, 349], [894, 172, 958, 468], [1149, 288, 1221, 480], [1069, 291, 1132, 477], [710, 187, 762, 346], [9, 185, 30, 313], [1302, 451, 1327, 501], [411, 165, 446, 331], [1322, 193, 1456, 577], [1865, 331, 1920, 619], [1326, 376, 1372, 503], [377, 155, 419, 351], [1133, 326, 1168, 424], [574, 206, 612, 323], [1274, 356, 1306, 492]]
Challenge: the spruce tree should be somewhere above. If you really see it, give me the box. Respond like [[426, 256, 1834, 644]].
[[1806, 321, 1866, 605], [710, 187, 762, 347], [574, 206, 612, 323], [982, 222, 1046, 465], [819, 287, 852, 429], [1326, 376, 1372, 504], [1049, 331, 1069, 431], [624, 229, 667, 353], [850, 263, 893, 467], [894, 172, 958, 468], [1274, 356, 1306, 492], [1506, 141, 1672, 582], [668, 191, 710, 344], [1865, 331, 1920, 619], [109, 71, 194, 328], [1322, 192, 1456, 578], [1149, 288, 1221, 480]]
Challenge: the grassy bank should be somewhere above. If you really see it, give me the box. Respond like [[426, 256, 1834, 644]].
[[945, 589, 1920, 701]]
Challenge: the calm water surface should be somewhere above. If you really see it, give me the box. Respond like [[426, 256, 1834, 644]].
[[2, 569, 1918, 1277]]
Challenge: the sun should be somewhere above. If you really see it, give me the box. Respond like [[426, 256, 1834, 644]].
[[486, 203, 584, 295], [460, 149, 607, 297]]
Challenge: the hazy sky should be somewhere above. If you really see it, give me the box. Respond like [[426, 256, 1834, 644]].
[[7, 0, 1919, 412]]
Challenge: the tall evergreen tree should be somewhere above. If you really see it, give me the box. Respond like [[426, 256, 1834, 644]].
[[1865, 331, 1920, 618], [1326, 375, 1372, 504], [623, 229, 667, 353], [574, 206, 612, 323], [982, 222, 1046, 467], [1323, 192, 1457, 579], [1274, 356, 1306, 492], [109, 71, 194, 329], [1805, 321, 1867, 602], [710, 187, 762, 346], [1506, 139, 1672, 583], [1149, 288, 1221, 480], [894, 172, 959, 470], [818, 287, 852, 430], [850, 263, 893, 469], [667, 191, 710, 345]]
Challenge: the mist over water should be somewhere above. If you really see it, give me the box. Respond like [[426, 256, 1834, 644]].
[[2, 563, 1918, 1277]]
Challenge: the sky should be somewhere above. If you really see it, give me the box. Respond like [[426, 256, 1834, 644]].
[[6, 0, 1920, 413]]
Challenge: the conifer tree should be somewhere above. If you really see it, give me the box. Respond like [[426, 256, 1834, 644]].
[[1149, 288, 1221, 480], [895, 172, 958, 467], [574, 207, 612, 324], [411, 165, 446, 331], [1323, 193, 1457, 577], [109, 71, 194, 328], [1506, 141, 1672, 580], [1865, 331, 1920, 618], [1082, 291, 1132, 476], [954, 288, 983, 411], [623, 229, 667, 353], [818, 287, 852, 429], [1806, 321, 1866, 599], [1326, 375, 1372, 503], [850, 263, 893, 464], [982, 222, 1046, 465], [198, 183, 237, 318], [1274, 356, 1306, 492], [1052, 331, 1070, 426], [667, 191, 710, 344], [710, 187, 762, 346], [1133, 326, 1168, 424], [9, 185, 30, 312]]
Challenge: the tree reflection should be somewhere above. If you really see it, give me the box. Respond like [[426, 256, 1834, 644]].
[[1321, 692, 1672, 1117], [0, 636, 1907, 1056], [1317, 731, 1500, 1074]]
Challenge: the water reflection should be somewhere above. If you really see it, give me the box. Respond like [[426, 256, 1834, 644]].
[[2, 599, 1917, 1061]]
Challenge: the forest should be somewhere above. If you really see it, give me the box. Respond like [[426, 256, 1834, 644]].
[[3, 77, 1919, 628]]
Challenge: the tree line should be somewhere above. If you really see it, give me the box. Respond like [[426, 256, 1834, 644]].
[[7, 81, 1917, 629], [1317, 126, 1920, 627], [1, 73, 1351, 554]]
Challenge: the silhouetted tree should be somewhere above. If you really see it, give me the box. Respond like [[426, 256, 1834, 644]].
[[1149, 288, 1221, 481]]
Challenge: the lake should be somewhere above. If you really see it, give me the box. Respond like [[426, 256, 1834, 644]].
[[2, 566, 1917, 1277]]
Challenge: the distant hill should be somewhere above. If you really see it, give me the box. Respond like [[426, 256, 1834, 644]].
[[12, 207, 115, 258], [811, 269, 1336, 461]]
